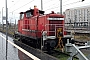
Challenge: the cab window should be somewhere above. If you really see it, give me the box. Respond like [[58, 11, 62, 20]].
[[20, 14, 24, 19], [26, 12, 32, 17]]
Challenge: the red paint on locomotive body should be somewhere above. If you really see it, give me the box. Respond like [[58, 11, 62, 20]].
[[14, 6, 69, 50], [18, 9, 65, 39]]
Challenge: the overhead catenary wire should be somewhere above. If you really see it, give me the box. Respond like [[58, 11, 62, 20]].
[[44, 0, 71, 6], [43, 0, 67, 11], [10, 0, 81, 14], [63, 0, 81, 6], [44, 1, 59, 9], [43, 0, 54, 4], [44, 0, 69, 4], [12, 0, 35, 12], [11, 0, 55, 12], [9, 0, 22, 9], [10, 0, 82, 13], [63, 0, 71, 3], [9, 0, 69, 10], [45, 0, 82, 11], [45, 6, 59, 11]]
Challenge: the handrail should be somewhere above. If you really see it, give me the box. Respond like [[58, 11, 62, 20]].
[[45, 24, 64, 36], [23, 23, 64, 37]]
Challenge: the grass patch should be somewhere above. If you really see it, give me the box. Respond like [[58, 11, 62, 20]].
[[52, 49, 79, 60], [52, 52, 78, 60]]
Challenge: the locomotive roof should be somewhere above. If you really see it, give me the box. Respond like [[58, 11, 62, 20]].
[[25, 9, 34, 13], [39, 10, 45, 14], [20, 12, 24, 14], [25, 9, 45, 15]]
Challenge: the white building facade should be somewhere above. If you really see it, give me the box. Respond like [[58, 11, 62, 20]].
[[65, 6, 90, 30]]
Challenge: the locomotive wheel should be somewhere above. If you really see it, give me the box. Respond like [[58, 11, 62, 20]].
[[44, 40, 57, 51], [50, 40, 56, 48]]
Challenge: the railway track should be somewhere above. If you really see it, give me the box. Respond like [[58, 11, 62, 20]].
[[74, 40, 86, 46], [14, 39, 79, 60], [14, 40, 58, 60], [0, 28, 89, 60], [13, 34, 89, 60], [14, 38, 83, 60], [50, 50, 79, 60]]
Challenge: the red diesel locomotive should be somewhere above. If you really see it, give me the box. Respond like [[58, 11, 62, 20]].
[[14, 6, 67, 51]]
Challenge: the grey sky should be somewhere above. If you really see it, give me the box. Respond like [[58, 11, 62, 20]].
[[0, 0, 90, 13], [0, 0, 90, 23]]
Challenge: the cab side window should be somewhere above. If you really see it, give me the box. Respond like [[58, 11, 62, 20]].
[[26, 12, 32, 17], [20, 14, 24, 19]]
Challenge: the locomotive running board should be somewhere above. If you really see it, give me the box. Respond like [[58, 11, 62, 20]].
[[22, 29, 30, 31], [46, 36, 56, 39], [14, 31, 37, 40]]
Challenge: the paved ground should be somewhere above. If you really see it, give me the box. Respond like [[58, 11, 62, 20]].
[[0, 33, 19, 60], [0, 32, 34, 60]]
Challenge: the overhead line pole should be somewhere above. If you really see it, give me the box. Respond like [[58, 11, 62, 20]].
[[41, 0, 43, 10], [2, 7, 4, 53], [41, 0, 43, 59], [60, 0, 62, 15], [5, 0, 8, 59], [2, 7, 4, 30], [41, 0, 43, 51]]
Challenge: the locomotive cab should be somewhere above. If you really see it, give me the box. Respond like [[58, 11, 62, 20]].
[[25, 8, 44, 18]]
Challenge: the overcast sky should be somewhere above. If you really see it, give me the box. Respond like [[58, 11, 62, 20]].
[[0, 0, 90, 24]]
